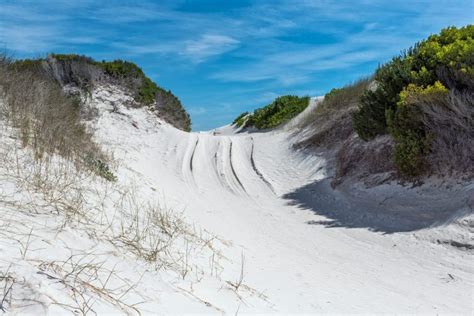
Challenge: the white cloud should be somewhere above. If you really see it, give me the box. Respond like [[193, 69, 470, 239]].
[[209, 37, 386, 85], [111, 34, 240, 63], [182, 34, 240, 63]]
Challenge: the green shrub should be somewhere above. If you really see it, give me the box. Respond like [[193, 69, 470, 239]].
[[84, 155, 117, 182], [353, 25, 474, 141], [354, 56, 414, 140], [97, 60, 159, 105], [387, 81, 449, 177], [232, 112, 249, 127], [50, 53, 95, 64], [352, 25, 473, 178], [238, 95, 309, 129]]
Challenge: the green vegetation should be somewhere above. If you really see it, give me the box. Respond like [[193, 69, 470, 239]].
[[232, 111, 249, 127], [234, 95, 310, 129], [354, 25, 473, 141], [96, 59, 160, 106], [353, 25, 474, 177], [12, 54, 191, 131], [84, 155, 117, 182], [50, 56, 165, 107], [49, 53, 95, 63], [11, 58, 42, 71], [317, 78, 371, 114], [386, 81, 449, 177]]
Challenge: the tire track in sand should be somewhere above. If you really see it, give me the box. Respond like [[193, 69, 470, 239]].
[[181, 135, 199, 188], [228, 140, 247, 195], [215, 137, 248, 196], [249, 137, 276, 195]]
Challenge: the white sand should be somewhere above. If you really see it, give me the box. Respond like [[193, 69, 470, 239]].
[[0, 85, 472, 314]]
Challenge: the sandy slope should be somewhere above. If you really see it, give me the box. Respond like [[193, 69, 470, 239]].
[[91, 85, 473, 314], [0, 85, 471, 314]]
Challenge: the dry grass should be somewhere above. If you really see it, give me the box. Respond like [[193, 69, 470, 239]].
[[0, 55, 227, 312], [37, 253, 144, 315], [0, 128, 226, 313], [332, 135, 395, 187], [0, 54, 109, 177], [0, 131, 224, 275], [295, 78, 370, 150], [419, 90, 474, 178], [226, 250, 245, 292], [0, 266, 15, 312], [292, 77, 398, 186], [101, 190, 224, 275]]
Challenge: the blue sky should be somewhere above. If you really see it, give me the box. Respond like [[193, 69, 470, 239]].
[[1, 0, 472, 130]]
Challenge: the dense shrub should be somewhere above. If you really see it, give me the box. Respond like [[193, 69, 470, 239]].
[[14, 54, 102, 90], [354, 57, 413, 140], [353, 25, 474, 141], [352, 25, 473, 178], [234, 95, 309, 129], [387, 82, 449, 176], [386, 81, 473, 178], [11, 58, 43, 71], [333, 135, 395, 187], [97, 60, 158, 105], [419, 90, 474, 177], [155, 89, 191, 132]]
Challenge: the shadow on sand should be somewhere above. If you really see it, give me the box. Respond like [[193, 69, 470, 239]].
[[282, 178, 473, 234]]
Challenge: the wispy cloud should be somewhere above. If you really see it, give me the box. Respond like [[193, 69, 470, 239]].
[[183, 34, 240, 63], [0, 24, 62, 52]]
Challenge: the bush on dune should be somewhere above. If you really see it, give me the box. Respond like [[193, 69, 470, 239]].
[[234, 95, 310, 129], [354, 25, 473, 142], [353, 25, 474, 178], [396, 85, 474, 177], [295, 25, 472, 183], [386, 82, 448, 177], [97, 59, 159, 105], [353, 57, 413, 140]]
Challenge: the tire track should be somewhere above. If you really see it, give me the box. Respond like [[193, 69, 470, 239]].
[[249, 137, 276, 195], [211, 138, 237, 195], [181, 135, 198, 188], [190, 138, 199, 172], [215, 137, 248, 196], [228, 140, 247, 195], [213, 140, 230, 190]]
